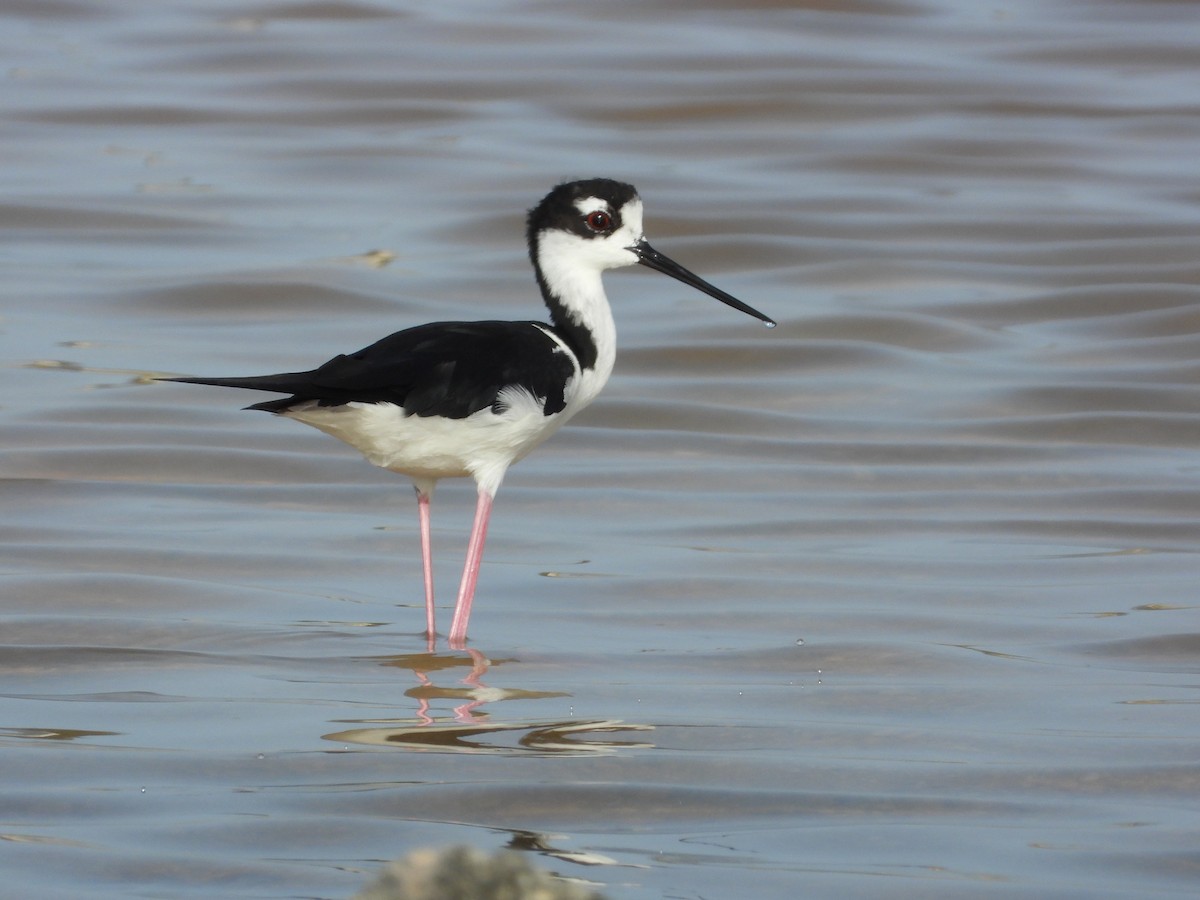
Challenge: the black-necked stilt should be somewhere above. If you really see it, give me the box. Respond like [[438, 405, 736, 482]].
[[163, 179, 774, 646]]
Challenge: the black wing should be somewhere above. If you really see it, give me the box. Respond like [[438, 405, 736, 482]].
[[164, 320, 577, 419]]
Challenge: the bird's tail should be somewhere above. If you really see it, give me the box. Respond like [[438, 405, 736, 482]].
[[157, 374, 311, 412], [159, 373, 307, 392]]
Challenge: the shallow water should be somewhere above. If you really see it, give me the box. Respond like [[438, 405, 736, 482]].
[[3, 1, 1199, 898]]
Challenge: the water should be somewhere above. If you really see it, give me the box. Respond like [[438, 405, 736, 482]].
[[3, 1, 1199, 898]]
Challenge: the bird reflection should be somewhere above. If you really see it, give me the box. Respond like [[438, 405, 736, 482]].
[[505, 830, 647, 870], [388, 647, 549, 725], [323, 646, 653, 755]]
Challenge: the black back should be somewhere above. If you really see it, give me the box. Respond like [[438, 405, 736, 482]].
[[171, 320, 577, 420]]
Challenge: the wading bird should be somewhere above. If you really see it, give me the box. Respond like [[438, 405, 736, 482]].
[[163, 179, 774, 645]]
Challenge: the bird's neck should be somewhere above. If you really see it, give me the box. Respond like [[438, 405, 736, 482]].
[[533, 247, 617, 381]]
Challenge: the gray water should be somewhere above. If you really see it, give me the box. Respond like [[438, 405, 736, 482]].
[[3, 1, 1199, 898]]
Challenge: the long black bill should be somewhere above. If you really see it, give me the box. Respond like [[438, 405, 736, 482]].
[[633, 239, 776, 328]]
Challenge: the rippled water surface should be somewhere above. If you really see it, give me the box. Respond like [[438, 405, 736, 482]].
[[3, 1, 1199, 898]]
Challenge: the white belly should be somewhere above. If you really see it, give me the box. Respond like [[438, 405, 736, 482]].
[[281, 386, 571, 495]]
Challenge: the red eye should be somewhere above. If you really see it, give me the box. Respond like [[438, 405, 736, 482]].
[[585, 210, 612, 232]]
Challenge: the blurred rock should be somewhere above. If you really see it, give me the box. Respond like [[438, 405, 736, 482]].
[[355, 846, 608, 900]]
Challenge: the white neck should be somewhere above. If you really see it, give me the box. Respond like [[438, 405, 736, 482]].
[[535, 233, 618, 406]]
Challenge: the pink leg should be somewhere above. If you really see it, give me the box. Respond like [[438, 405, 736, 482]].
[[415, 487, 436, 641], [448, 488, 494, 647]]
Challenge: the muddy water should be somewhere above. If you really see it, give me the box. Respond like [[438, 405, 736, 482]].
[[3, 1, 1199, 898]]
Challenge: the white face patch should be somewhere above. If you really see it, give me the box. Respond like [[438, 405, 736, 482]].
[[573, 196, 608, 216], [620, 198, 644, 244]]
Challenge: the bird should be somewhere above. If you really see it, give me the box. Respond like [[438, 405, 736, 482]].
[[162, 178, 775, 647]]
